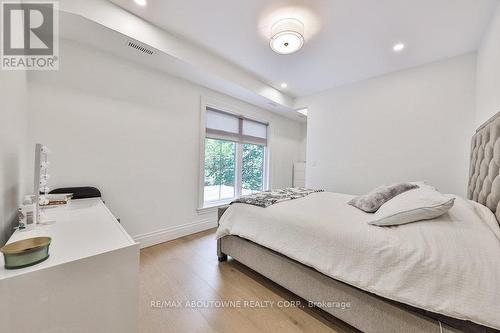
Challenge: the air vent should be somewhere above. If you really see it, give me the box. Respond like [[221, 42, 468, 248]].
[[127, 41, 154, 55]]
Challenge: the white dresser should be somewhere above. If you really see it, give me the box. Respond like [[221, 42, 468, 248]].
[[293, 161, 306, 187], [0, 198, 139, 333]]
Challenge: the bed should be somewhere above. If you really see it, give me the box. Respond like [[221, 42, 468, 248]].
[[216, 111, 500, 333]]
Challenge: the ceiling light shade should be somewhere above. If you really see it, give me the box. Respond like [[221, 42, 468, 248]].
[[134, 0, 147, 6], [280, 82, 288, 88], [270, 18, 304, 54]]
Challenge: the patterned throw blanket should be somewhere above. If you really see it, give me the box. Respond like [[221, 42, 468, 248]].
[[231, 187, 324, 208]]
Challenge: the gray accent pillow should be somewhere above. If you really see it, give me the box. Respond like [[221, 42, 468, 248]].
[[348, 183, 419, 213]]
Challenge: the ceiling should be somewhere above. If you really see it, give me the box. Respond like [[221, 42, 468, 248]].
[[109, 0, 498, 97]]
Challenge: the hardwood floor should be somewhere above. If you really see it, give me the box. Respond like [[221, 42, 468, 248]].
[[139, 229, 357, 333]]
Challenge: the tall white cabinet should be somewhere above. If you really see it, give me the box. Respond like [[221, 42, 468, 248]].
[[293, 161, 306, 187]]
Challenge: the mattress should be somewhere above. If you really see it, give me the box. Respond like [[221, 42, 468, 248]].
[[216, 191, 500, 330]]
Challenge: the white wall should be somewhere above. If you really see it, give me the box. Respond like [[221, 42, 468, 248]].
[[0, 71, 28, 245], [476, 3, 500, 126], [27, 40, 304, 247], [296, 54, 476, 197]]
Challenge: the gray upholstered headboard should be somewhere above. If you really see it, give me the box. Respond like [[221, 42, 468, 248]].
[[468, 111, 500, 222]]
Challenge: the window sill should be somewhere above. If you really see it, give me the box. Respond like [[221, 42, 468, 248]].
[[197, 201, 231, 215]]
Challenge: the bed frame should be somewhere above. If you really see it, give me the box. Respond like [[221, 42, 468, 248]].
[[217, 111, 500, 333]]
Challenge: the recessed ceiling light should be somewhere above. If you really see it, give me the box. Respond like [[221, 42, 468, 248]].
[[296, 108, 308, 116], [270, 18, 305, 55], [134, 0, 147, 6], [393, 43, 405, 52], [280, 82, 288, 88]]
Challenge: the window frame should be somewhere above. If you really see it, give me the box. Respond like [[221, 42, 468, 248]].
[[198, 97, 270, 210]]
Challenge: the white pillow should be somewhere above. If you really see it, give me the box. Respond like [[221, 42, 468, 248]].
[[368, 187, 455, 226]]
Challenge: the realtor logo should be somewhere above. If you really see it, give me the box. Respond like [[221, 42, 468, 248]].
[[1, 1, 59, 70]]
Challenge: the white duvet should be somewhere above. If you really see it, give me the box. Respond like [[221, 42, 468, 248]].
[[216, 192, 500, 329]]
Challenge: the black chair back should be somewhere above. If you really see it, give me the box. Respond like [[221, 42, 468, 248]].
[[49, 187, 102, 200]]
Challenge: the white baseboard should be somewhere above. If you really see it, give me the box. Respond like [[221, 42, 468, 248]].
[[133, 217, 217, 249]]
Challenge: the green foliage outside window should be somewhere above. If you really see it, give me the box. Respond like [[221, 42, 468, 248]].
[[204, 139, 235, 187], [204, 138, 265, 192], [242, 143, 264, 191]]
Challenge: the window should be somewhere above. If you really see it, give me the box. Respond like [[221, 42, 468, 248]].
[[202, 106, 268, 207], [241, 143, 265, 195], [203, 138, 236, 202]]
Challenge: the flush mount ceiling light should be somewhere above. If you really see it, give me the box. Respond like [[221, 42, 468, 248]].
[[134, 0, 147, 6], [393, 43, 405, 52], [280, 82, 288, 88], [270, 18, 305, 54]]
